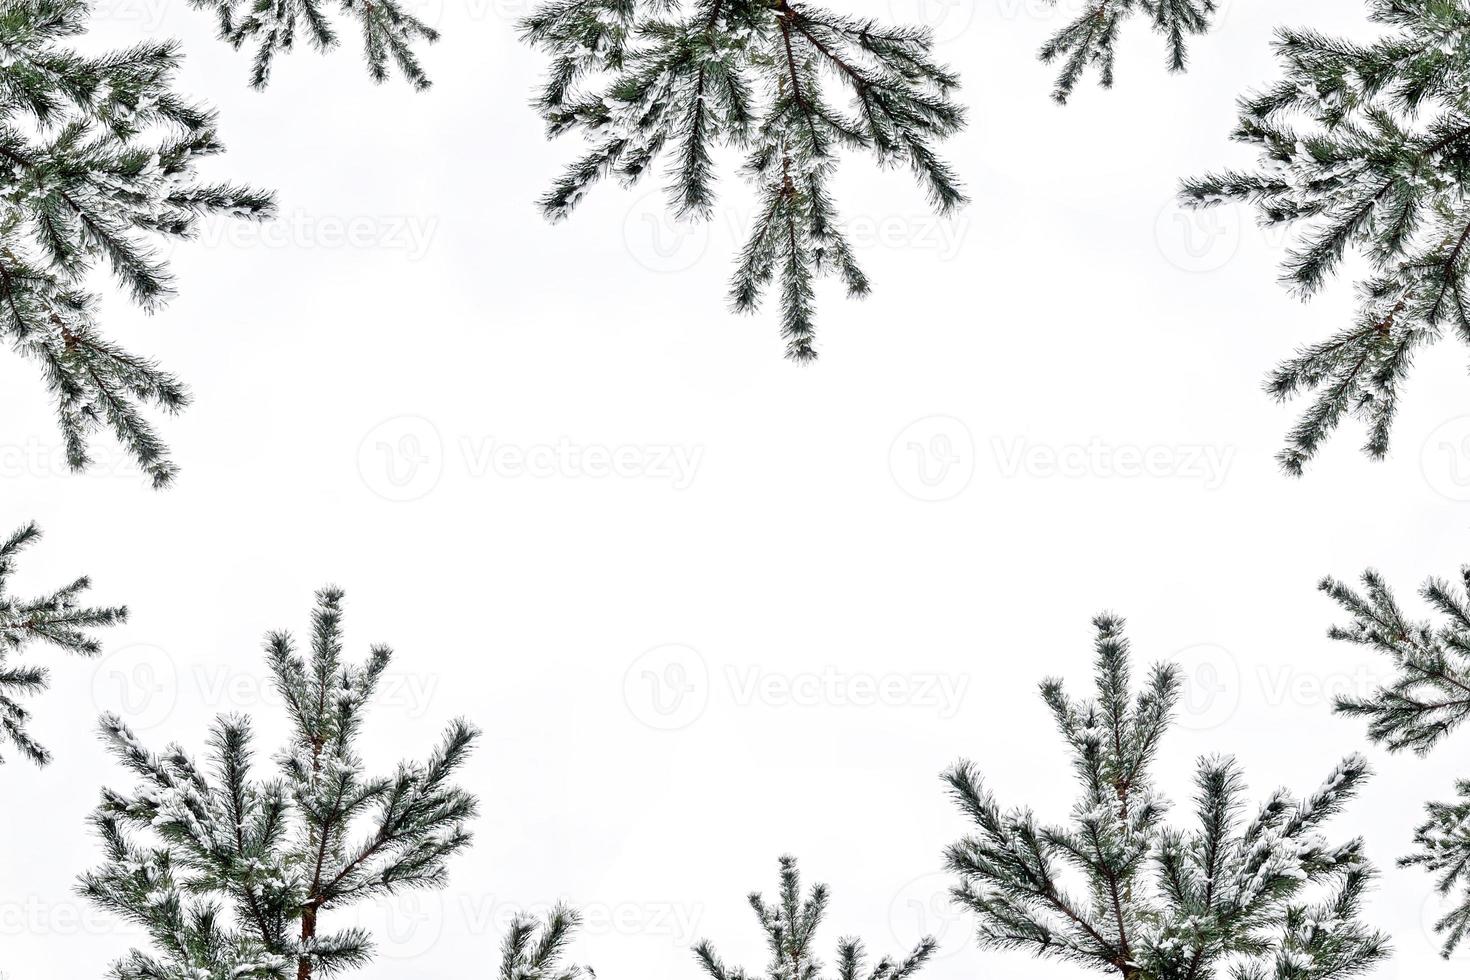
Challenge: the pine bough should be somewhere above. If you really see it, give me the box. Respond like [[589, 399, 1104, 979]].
[[80, 587, 479, 980], [501, 904, 594, 980], [943, 614, 1391, 980], [1323, 566, 1470, 955], [0, 0, 274, 487], [695, 855, 936, 980], [1042, 0, 1219, 104], [0, 521, 126, 766], [188, 0, 441, 89], [520, 0, 967, 361], [1183, 0, 1470, 475]]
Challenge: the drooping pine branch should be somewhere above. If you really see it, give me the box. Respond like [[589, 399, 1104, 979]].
[[1323, 564, 1470, 955], [520, 0, 967, 361], [1181, 0, 1470, 475], [187, 0, 441, 90], [79, 587, 480, 980], [500, 904, 594, 980], [1041, 0, 1219, 103], [0, 0, 275, 487], [944, 614, 1391, 980], [694, 856, 936, 980], [0, 521, 126, 766]]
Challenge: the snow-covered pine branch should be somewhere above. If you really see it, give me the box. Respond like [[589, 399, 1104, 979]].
[[1182, 0, 1470, 475], [0, 520, 126, 766], [0, 0, 274, 487], [79, 587, 480, 980], [520, 0, 967, 361], [943, 613, 1391, 980]]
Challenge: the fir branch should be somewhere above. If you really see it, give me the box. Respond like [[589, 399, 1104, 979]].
[[1040, 0, 1219, 103], [520, 0, 967, 360], [0, 520, 126, 767], [500, 904, 594, 980], [944, 614, 1391, 980], [0, 0, 274, 487], [79, 587, 480, 980]]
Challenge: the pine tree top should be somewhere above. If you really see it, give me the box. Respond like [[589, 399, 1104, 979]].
[[1042, 0, 1219, 103], [520, 0, 967, 361], [944, 614, 1390, 980], [0, 520, 126, 766], [1181, 0, 1470, 474], [80, 587, 480, 980], [694, 855, 936, 980], [0, 0, 274, 487], [500, 904, 595, 980]]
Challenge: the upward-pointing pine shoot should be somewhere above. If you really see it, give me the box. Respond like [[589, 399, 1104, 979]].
[[520, 0, 967, 361], [944, 614, 1391, 980]]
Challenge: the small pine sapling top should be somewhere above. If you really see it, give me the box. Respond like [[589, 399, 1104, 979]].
[[187, 0, 441, 90], [0, 521, 126, 766], [1042, 0, 1219, 103], [520, 0, 967, 361], [500, 904, 594, 980], [80, 587, 479, 980], [943, 614, 1391, 980], [1323, 565, 1470, 954], [1181, 0, 1470, 475], [0, 0, 275, 487], [694, 855, 936, 980]]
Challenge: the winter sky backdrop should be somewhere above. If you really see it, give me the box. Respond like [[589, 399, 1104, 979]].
[[3, 0, 1469, 978]]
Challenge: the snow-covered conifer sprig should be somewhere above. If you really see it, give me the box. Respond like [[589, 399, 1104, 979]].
[[1323, 564, 1470, 955], [1041, 0, 1219, 104], [0, 0, 275, 488], [501, 904, 595, 980], [186, 0, 441, 90], [943, 613, 1390, 980], [1181, 0, 1470, 475], [694, 855, 936, 980], [520, 0, 967, 361], [79, 587, 480, 980], [0, 520, 126, 767]]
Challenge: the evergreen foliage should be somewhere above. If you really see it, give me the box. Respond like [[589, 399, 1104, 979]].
[[1323, 565, 1470, 954], [500, 904, 594, 980], [1181, 0, 1470, 475], [520, 0, 967, 361], [0, 520, 126, 766], [1041, 0, 1218, 104], [188, 0, 441, 90], [79, 587, 480, 980], [694, 855, 936, 980], [0, 0, 274, 487], [943, 614, 1391, 980]]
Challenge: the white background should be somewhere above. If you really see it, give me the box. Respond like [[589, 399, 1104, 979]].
[[3, 0, 1469, 978]]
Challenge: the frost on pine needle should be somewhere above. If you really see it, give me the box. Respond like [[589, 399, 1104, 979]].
[[79, 587, 480, 980], [942, 614, 1390, 980], [519, 0, 967, 361], [1040, 0, 1220, 104], [0, 0, 275, 488], [694, 856, 935, 980], [1322, 565, 1470, 955], [1181, 0, 1470, 475], [0, 520, 126, 766]]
